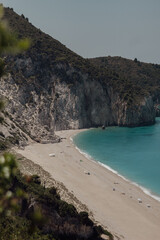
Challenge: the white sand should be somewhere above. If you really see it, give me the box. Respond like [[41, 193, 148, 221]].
[[15, 129, 160, 240]]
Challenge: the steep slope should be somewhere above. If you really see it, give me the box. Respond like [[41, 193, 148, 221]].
[[0, 110, 30, 150], [0, 7, 156, 143]]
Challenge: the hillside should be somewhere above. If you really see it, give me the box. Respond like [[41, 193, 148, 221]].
[[0, 7, 157, 146], [90, 56, 160, 104]]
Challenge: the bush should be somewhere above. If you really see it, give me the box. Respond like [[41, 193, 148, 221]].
[[31, 175, 41, 185], [59, 201, 77, 217], [79, 211, 94, 226]]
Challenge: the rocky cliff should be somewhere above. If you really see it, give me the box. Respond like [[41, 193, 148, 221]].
[[0, 8, 157, 143]]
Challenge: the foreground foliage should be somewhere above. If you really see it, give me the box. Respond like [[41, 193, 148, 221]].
[[0, 153, 112, 240], [0, 5, 29, 76]]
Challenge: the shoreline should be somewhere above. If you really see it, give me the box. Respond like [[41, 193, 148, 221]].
[[74, 142, 160, 202], [99, 161, 160, 202], [15, 128, 160, 240], [71, 129, 160, 203]]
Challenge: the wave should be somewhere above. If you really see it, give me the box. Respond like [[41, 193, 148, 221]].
[[72, 137, 160, 202], [98, 162, 160, 202]]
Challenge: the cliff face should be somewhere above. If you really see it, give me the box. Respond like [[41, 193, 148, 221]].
[[0, 108, 30, 150], [54, 69, 155, 130], [0, 72, 57, 143], [109, 89, 155, 127], [53, 70, 112, 130], [0, 59, 155, 141], [0, 8, 156, 143]]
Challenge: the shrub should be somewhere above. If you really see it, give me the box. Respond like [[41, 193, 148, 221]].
[[31, 175, 41, 185], [79, 211, 94, 226]]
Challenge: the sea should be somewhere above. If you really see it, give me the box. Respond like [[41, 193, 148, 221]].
[[73, 118, 160, 201]]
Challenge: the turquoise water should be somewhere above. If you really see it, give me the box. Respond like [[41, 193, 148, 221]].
[[73, 118, 160, 199]]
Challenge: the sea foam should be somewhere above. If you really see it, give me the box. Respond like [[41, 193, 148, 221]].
[[72, 130, 160, 203]]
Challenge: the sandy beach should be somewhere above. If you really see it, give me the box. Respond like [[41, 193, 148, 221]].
[[15, 129, 160, 240]]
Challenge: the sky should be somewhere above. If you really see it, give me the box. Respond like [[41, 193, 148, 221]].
[[1, 0, 160, 64]]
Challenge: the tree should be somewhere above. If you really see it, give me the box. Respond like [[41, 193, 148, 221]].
[[134, 58, 138, 63], [0, 6, 29, 56]]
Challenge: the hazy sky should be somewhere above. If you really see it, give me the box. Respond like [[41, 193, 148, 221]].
[[1, 0, 160, 63]]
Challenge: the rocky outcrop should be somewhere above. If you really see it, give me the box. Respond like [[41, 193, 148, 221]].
[[0, 73, 58, 143], [109, 88, 155, 127], [123, 97, 155, 127], [53, 72, 112, 130], [0, 110, 29, 150]]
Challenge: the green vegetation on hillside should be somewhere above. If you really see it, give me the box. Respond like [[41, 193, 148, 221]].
[[90, 56, 160, 104]]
